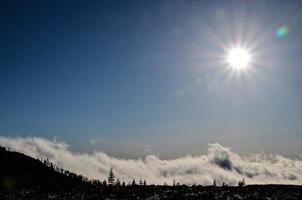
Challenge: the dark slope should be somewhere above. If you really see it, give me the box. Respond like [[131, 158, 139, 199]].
[[0, 146, 88, 191], [0, 146, 302, 200]]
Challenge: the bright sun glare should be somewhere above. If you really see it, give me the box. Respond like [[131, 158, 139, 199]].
[[227, 47, 251, 70]]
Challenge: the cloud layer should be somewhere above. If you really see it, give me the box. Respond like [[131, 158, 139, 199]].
[[0, 136, 301, 185]]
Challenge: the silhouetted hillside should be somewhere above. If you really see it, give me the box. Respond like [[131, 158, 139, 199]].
[[0, 146, 90, 192], [0, 146, 301, 200]]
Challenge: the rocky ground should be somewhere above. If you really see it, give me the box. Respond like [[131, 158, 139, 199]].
[[1, 185, 301, 200]]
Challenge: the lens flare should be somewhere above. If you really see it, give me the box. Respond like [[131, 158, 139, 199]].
[[275, 26, 289, 37]]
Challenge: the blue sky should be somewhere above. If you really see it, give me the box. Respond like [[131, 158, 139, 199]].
[[1, 0, 302, 158]]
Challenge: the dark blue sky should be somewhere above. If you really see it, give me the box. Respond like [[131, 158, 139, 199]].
[[1, 0, 302, 157]]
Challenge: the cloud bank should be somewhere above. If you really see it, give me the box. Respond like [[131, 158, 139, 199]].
[[0, 136, 301, 185]]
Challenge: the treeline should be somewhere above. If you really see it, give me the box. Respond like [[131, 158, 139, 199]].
[[1, 146, 246, 188], [104, 167, 246, 188], [103, 167, 147, 187]]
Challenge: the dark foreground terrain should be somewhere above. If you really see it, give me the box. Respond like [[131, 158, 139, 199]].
[[1, 185, 302, 200], [1, 146, 301, 200]]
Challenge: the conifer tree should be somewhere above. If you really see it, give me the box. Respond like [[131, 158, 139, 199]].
[[132, 178, 136, 186], [222, 182, 228, 187], [238, 178, 245, 187], [213, 179, 217, 187], [103, 180, 107, 186], [108, 167, 115, 186], [115, 178, 121, 186]]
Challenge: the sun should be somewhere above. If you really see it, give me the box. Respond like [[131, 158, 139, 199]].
[[227, 47, 251, 70]]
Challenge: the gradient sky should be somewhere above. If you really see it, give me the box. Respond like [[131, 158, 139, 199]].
[[1, 0, 302, 158]]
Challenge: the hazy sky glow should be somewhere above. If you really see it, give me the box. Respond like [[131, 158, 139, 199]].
[[1, 0, 302, 158]]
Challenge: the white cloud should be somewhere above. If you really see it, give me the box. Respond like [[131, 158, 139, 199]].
[[0, 136, 301, 185]]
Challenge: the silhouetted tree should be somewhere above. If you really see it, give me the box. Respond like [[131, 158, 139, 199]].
[[222, 182, 228, 187], [103, 180, 107, 186], [122, 181, 126, 187], [108, 167, 115, 186], [143, 179, 146, 186], [213, 179, 217, 186], [139, 178, 143, 186], [115, 178, 121, 187], [238, 178, 245, 187], [132, 178, 136, 186]]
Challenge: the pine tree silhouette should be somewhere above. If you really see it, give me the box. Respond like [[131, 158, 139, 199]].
[[103, 179, 107, 186], [108, 167, 115, 186], [115, 178, 121, 187], [222, 182, 228, 187], [131, 178, 136, 186], [238, 178, 245, 187], [213, 179, 217, 187]]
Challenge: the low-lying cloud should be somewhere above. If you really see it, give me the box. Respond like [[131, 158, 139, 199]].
[[0, 136, 301, 185]]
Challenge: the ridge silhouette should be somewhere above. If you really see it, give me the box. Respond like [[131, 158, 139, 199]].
[[0, 146, 301, 200], [0, 146, 91, 192]]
